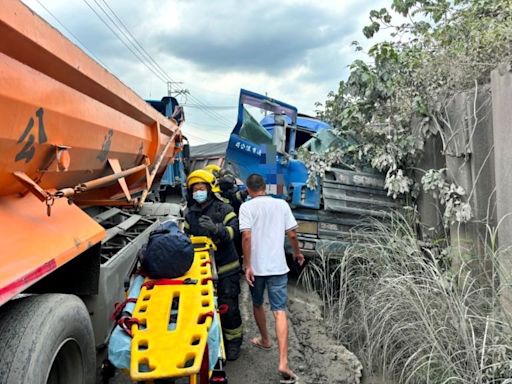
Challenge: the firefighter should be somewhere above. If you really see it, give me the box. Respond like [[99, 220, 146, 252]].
[[204, 164, 222, 177], [183, 169, 243, 361], [204, 167, 247, 261], [217, 171, 248, 216], [203, 167, 247, 215]]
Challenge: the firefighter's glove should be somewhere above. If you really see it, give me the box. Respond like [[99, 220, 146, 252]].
[[199, 215, 221, 236]]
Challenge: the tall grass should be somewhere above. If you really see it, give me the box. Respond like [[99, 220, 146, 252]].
[[300, 214, 512, 384]]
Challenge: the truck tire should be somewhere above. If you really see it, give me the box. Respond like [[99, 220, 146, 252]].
[[0, 294, 95, 384]]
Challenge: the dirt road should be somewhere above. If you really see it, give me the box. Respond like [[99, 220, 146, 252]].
[[223, 280, 304, 383], [106, 278, 362, 384], [226, 280, 363, 383]]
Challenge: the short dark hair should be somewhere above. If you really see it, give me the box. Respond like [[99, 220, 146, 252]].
[[246, 173, 266, 192]]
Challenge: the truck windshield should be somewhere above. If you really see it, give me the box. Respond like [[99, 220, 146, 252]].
[[239, 107, 273, 145], [301, 129, 346, 154]]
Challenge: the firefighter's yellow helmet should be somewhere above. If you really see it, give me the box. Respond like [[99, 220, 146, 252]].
[[186, 169, 221, 193], [204, 164, 221, 175], [186, 169, 216, 188]]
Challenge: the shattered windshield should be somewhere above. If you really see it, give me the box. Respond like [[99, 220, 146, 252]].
[[301, 129, 374, 172], [301, 129, 344, 154], [239, 107, 273, 145]]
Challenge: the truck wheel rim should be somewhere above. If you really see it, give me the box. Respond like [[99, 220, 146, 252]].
[[46, 338, 83, 384]]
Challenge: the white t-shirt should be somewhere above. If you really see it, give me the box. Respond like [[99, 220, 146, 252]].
[[239, 195, 298, 276]]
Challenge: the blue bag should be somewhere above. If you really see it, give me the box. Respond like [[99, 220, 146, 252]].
[[208, 306, 223, 370], [141, 220, 194, 279]]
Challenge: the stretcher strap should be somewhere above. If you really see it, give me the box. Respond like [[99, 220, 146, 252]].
[[199, 344, 210, 383], [142, 278, 197, 289], [111, 298, 138, 321], [198, 311, 215, 323], [117, 316, 140, 337]]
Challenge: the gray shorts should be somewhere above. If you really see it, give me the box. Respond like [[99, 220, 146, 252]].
[[249, 273, 288, 311]]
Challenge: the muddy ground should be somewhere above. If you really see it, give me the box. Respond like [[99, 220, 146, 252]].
[[105, 278, 362, 384]]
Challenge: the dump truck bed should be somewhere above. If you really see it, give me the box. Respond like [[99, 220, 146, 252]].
[[0, 0, 182, 305]]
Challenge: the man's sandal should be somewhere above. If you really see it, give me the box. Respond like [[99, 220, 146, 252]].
[[279, 370, 297, 383], [250, 337, 271, 351]]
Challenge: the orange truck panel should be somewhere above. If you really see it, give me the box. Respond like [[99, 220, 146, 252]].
[[0, 51, 159, 197], [0, 0, 176, 132], [0, 193, 105, 305], [0, 0, 182, 302]]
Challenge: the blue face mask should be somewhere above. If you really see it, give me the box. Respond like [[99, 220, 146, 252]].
[[192, 190, 208, 203]]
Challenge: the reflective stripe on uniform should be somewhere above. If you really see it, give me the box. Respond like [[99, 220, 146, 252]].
[[217, 260, 240, 275], [183, 221, 190, 230], [226, 226, 234, 240], [223, 211, 237, 225], [223, 325, 243, 340], [214, 193, 229, 204]]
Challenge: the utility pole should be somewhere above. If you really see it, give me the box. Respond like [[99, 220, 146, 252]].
[[167, 81, 189, 103], [167, 81, 183, 96]]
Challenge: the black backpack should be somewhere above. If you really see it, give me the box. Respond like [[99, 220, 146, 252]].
[[140, 221, 194, 279]]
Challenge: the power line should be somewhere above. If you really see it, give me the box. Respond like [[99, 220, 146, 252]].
[[183, 93, 233, 125], [99, 0, 174, 85], [183, 124, 228, 139], [184, 104, 237, 110], [187, 120, 231, 129], [95, 0, 170, 83], [93, 0, 231, 123], [93, 0, 230, 126], [184, 128, 228, 141], [81, 0, 167, 83], [182, 132, 211, 144], [34, 0, 112, 71], [58, 0, 232, 129], [186, 121, 230, 132], [30, 0, 231, 145]]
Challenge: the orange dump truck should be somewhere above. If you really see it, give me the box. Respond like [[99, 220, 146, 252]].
[[0, 1, 185, 382]]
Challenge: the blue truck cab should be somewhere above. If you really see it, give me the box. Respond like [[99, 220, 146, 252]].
[[225, 89, 321, 208], [146, 96, 188, 201], [225, 89, 397, 254]]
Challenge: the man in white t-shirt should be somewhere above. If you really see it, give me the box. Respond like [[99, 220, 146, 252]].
[[239, 174, 304, 383]]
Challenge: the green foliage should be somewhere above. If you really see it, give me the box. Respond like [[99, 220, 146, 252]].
[[313, 0, 512, 226], [421, 169, 472, 225]]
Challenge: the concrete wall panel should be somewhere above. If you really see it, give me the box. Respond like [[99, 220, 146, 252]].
[[491, 64, 512, 313]]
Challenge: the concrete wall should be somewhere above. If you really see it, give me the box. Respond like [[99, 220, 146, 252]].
[[442, 86, 496, 269], [491, 64, 512, 313], [412, 65, 512, 309], [413, 82, 497, 284]]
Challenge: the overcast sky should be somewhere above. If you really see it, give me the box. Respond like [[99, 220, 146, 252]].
[[22, 0, 388, 145]]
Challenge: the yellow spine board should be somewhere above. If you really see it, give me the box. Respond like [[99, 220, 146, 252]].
[[130, 237, 216, 381]]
